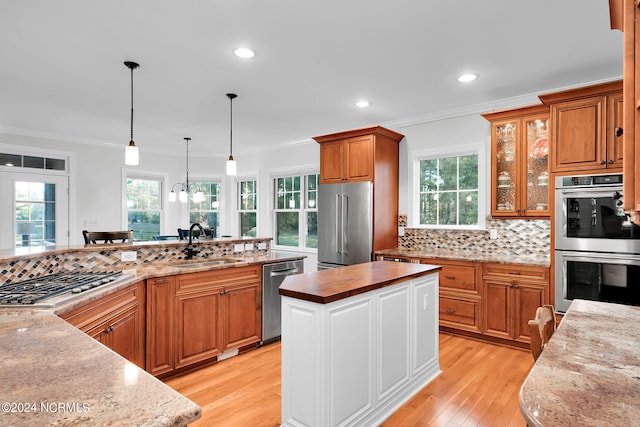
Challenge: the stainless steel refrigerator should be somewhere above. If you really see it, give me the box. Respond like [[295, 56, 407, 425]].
[[318, 182, 373, 269]]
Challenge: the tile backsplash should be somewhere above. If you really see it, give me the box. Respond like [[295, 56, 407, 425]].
[[398, 216, 550, 259]]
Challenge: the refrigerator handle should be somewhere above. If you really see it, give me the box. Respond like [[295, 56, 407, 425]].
[[335, 194, 341, 253], [342, 194, 348, 253]]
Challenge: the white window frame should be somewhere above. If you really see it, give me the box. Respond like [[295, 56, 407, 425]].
[[410, 143, 486, 230], [237, 176, 258, 238], [271, 169, 319, 252], [122, 169, 167, 239], [188, 177, 223, 236]]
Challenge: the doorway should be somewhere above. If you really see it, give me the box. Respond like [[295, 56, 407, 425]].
[[0, 172, 69, 249]]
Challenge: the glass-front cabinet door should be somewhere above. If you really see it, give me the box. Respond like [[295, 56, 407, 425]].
[[493, 120, 519, 216], [484, 105, 550, 218], [523, 114, 549, 214]]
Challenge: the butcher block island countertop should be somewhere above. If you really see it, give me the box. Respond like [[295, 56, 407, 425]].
[[520, 299, 640, 426], [0, 309, 201, 426], [279, 260, 442, 303]]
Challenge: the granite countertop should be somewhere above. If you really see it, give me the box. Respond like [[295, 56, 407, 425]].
[[0, 309, 201, 426], [0, 251, 307, 426], [279, 261, 441, 304], [519, 299, 640, 426], [375, 248, 550, 267]]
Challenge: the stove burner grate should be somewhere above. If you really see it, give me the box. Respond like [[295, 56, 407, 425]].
[[0, 271, 124, 305]]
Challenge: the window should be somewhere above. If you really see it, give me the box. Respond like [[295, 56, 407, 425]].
[[126, 176, 162, 240], [189, 181, 221, 237], [416, 152, 479, 227], [238, 179, 257, 237], [15, 181, 56, 247], [274, 173, 319, 249]]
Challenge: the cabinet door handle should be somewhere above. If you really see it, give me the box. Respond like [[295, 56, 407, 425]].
[[607, 160, 614, 164], [445, 275, 456, 279], [219, 290, 229, 295], [615, 127, 623, 137], [599, 160, 606, 165], [105, 325, 114, 334]]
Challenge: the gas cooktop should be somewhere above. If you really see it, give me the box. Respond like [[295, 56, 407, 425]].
[[0, 271, 129, 307]]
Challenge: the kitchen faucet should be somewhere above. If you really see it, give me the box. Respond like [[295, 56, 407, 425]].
[[185, 222, 205, 260]]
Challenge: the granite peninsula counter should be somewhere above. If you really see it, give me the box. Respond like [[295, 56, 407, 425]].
[[0, 238, 305, 426], [280, 261, 442, 427], [519, 299, 640, 426]]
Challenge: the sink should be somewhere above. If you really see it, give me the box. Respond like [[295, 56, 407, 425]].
[[172, 258, 241, 269]]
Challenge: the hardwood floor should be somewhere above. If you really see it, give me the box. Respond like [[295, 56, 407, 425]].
[[165, 333, 534, 427]]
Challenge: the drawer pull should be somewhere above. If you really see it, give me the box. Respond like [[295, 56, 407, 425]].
[[153, 279, 169, 284], [445, 309, 456, 314], [445, 275, 456, 279], [509, 272, 521, 275]]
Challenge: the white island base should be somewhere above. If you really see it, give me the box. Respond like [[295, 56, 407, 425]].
[[281, 267, 440, 427]]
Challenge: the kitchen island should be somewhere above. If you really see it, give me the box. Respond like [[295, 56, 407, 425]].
[[280, 261, 441, 427], [519, 299, 640, 426]]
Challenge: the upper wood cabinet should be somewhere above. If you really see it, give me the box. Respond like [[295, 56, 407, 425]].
[[482, 104, 550, 218], [315, 126, 405, 252], [610, 0, 640, 220], [314, 126, 404, 184], [539, 80, 623, 174]]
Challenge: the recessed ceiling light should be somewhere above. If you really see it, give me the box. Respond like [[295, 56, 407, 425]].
[[355, 100, 370, 108], [233, 47, 255, 59], [457, 73, 478, 83]]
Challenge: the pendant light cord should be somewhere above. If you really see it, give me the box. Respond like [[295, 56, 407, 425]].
[[229, 96, 233, 157], [185, 137, 190, 191], [130, 66, 134, 142]]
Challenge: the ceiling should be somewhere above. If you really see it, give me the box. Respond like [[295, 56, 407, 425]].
[[0, 1, 623, 158]]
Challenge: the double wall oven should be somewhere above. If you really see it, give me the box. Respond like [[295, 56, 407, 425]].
[[555, 173, 640, 312]]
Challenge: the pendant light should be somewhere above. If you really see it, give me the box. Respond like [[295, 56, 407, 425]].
[[124, 61, 140, 166], [226, 93, 238, 176], [169, 137, 204, 203]]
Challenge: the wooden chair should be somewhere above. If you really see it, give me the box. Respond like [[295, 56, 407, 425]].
[[528, 305, 556, 361], [82, 230, 134, 244]]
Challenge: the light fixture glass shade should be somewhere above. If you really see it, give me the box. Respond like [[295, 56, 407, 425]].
[[193, 191, 204, 203], [125, 142, 139, 166], [169, 191, 177, 202], [226, 156, 237, 176], [179, 190, 188, 203]]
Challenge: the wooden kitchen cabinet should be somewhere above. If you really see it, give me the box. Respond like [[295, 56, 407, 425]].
[[147, 265, 261, 377], [483, 263, 549, 344], [147, 276, 175, 376], [419, 258, 483, 333], [610, 1, 640, 220], [314, 126, 403, 184], [315, 126, 405, 253], [482, 104, 550, 218], [539, 80, 623, 174], [61, 280, 145, 369]]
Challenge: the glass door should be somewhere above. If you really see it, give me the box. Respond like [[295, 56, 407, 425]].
[[523, 115, 549, 214], [493, 120, 518, 215], [0, 172, 69, 249]]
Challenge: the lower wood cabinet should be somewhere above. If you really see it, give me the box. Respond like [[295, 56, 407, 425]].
[[391, 255, 551, 347], [420, 258, 483, 333], [60, 280, 146, 369], [147, 265, 262, 377], [483, 264, 549, 344]]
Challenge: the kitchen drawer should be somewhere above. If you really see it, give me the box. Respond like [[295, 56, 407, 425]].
[[176, 265, 261, 294], [439, 296, 481, 332], [482, 263, 549, 283], [440, 265, 478, 293], [421, 258, 480, 296]]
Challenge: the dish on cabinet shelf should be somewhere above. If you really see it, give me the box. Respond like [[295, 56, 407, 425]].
[[530, 137, 549, 158]]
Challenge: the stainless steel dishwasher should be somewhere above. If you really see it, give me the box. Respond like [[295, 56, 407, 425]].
[[262, 259, 303, 344]]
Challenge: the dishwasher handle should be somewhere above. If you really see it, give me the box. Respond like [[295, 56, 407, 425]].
[[270, 268, 300, 277]]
